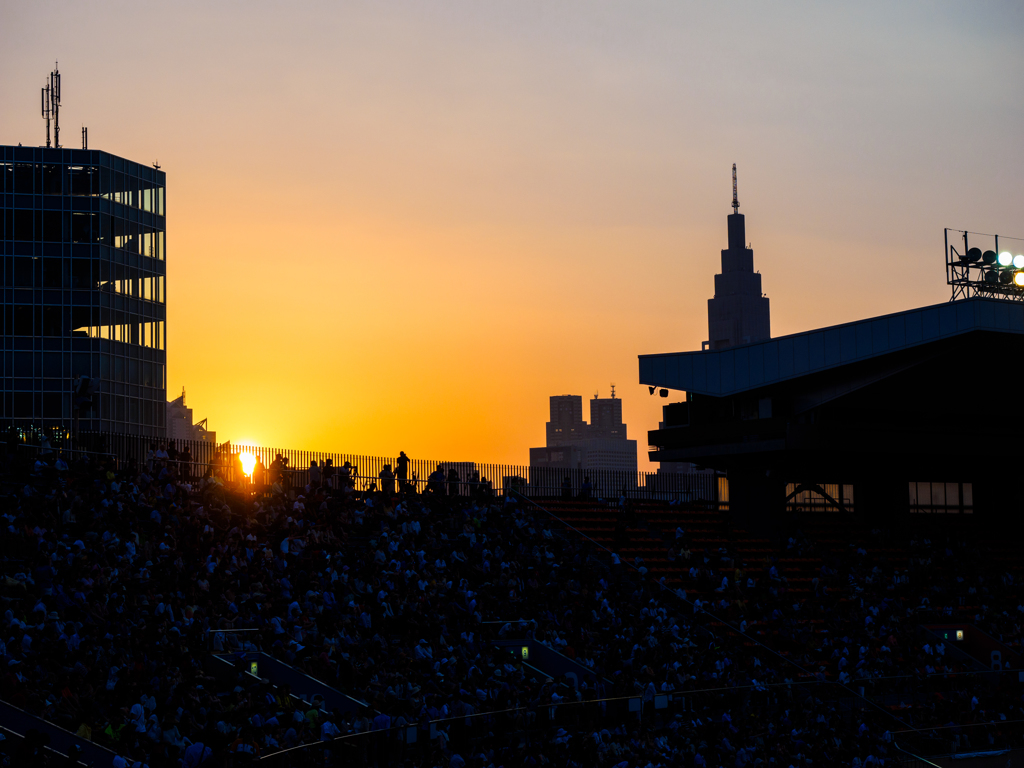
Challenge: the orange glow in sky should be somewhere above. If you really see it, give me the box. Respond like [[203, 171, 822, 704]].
[[2, 3, 1022, 468]]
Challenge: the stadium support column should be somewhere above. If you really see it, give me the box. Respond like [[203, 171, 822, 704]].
[[857, 474, 908, 532], [726, 464, 786, 534]]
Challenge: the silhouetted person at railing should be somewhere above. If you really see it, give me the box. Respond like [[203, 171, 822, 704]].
[[380, 463, 396, 495], [253, 455, 266, 490], [428, 464, 445, 495], [269, 453, 290, 490], [562, 476, 573, 499], [180, 444, 193, 481], [155, 442, 169, 469], [396, 451, 410, 491], [578, 476, 592, 500], [339, 461, 354, 489], [309, 460, 321, 490], [269, 453, 284, 480], [479, 475, 492, 499], [447, 467, 460, 496], [322, 458, 335, 489]]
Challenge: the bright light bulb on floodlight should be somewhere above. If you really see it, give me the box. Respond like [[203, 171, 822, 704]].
[[998, 251, 1013, 266], [1015, 255, 1024, 269], [1015, 273, 1024, 287], [240, 451, 257, 477]]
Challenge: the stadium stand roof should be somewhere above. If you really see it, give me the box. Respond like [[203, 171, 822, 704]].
[[639, 296, 1024, 397]]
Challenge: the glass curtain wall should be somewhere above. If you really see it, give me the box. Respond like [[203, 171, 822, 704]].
[[1, 145, 167, 437]]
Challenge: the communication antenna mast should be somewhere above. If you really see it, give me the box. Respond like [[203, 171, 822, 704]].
[[732, 163, 739, 213], [82, 126, 88, 150], [41, 81, 52, 148], [51, 65, 61, 149], [610, 384, 616, 399], [41, 65, 61, 148]]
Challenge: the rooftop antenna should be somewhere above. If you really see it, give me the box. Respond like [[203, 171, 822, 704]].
[[610, 383, 616, 399], [732, 163, 739, 213], [81, 126, 87, 150], [41, 80, 52, 148], [50, 64, 61, 149]]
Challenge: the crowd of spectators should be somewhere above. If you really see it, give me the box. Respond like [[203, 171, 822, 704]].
[[1, 441, 1023, 768]]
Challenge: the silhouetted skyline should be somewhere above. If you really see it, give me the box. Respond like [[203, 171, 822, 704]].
[[2, 3, 1021, 467]]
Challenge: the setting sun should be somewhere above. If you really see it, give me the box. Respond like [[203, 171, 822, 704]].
[[239, 451, 257, 477]]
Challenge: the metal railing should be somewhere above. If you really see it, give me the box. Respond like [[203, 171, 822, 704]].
[[254, 680, 843, 768], [3, 429, 724, 503]]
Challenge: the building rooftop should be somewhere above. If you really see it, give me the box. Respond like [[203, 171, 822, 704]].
[[639, 296, 1024, 397]]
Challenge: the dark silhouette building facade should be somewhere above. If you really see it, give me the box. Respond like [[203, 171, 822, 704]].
[[1, 145, 167, 436]]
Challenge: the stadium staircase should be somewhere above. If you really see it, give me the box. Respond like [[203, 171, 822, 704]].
[[0, 697, 115, 766]]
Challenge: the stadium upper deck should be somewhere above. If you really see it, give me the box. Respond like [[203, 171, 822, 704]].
[[640, 297, 1024, 526]]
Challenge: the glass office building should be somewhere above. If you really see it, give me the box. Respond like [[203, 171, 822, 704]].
[[1, 145, 167, 436]]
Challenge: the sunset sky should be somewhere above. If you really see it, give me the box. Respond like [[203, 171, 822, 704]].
[[2, 2, 1022, 468]]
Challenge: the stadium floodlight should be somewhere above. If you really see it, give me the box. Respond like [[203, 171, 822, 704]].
[[946, 228, 1024, 302]]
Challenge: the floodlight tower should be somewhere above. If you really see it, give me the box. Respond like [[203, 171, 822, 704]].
[[945, 229, 1024, 301]]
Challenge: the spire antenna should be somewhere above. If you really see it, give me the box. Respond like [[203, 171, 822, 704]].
[[732, 163, 739, 213]]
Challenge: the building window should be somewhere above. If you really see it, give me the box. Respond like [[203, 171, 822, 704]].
[[12, 306, 33, 336], [13, 258, 33, 287], [42, 307, 62, 336], [909, 482, 973, 514], [13, 393, 33, 418], [785, 483, 854, 513]]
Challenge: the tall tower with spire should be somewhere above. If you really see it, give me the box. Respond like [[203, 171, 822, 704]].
[[707, 165, 771, 350]]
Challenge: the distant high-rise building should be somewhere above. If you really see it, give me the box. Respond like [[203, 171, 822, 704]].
[[166, 389, 216, 443], [707, 165, 770, 350], [588, 389, 625, 440], [545, 394, 587, 446], [530, 389, 637, 473]]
